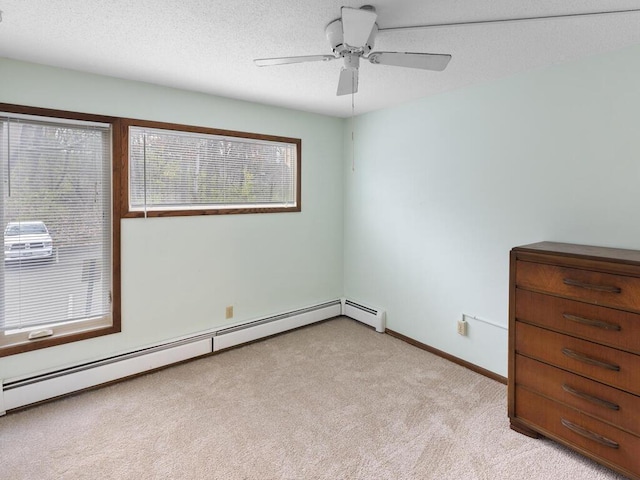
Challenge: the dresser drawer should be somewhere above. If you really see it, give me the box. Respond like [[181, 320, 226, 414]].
[[515, 387, 640, 478], [516, 260, 640, 313], [515, 289, 640, 354], [515, 322, 640, 396], [515, 354, 640, 436]]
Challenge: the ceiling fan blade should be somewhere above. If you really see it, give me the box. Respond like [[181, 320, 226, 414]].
[[337, 67, 359, 96], [367, 52, 452, 71], [341, 7, 377, 47], [254, 55, 336, 67]]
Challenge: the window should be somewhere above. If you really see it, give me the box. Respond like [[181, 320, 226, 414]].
[[0, 105, 120, 356], [123, 120, 301, 217]]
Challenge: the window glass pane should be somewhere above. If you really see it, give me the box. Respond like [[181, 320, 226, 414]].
[[0, 115, 112, 333], [129, 126, 297, 211]]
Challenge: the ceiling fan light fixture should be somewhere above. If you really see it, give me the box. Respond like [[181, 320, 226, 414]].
[[343, 53, 360, 70], [337, 66, 359, 96]]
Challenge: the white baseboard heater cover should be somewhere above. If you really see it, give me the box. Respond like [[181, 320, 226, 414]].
[[213, 300, 342, 351], [0, 300, 343, 414], [341, 298, 386, 333], [1, 338, 212, 414]]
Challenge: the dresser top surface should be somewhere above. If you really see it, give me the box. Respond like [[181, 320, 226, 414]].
[[513, 242, 640, 266]]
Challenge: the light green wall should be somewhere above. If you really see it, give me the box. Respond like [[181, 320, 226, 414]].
[[3, 42, 640, 381], [343, 44, 640, 376], [0, 58, 345, 379]]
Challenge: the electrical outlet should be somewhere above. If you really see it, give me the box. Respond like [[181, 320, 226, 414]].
[[225, 305, 234, 319], [457, 318, 468, 336]]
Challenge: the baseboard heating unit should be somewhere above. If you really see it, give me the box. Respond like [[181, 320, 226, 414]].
[[1, 298, 384, 415], [341, 298, 386, 333], [212, 300, 342, 351], [0, 336, 213, 415]]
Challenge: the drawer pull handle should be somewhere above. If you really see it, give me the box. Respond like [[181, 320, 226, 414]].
[[562, 314, 621, 331], [561, 418, 619, 449], [562, 278, 621, 294], [562, 383, 620, 411], [561, 348, 620, 371]]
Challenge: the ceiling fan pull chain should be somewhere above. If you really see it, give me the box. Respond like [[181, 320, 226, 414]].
[[351, 91, 355, 172]]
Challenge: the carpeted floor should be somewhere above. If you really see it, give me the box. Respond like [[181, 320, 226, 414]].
[[0, 317, 627, 479]]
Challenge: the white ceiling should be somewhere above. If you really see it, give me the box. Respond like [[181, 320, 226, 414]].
[[1, 0, 640, 117]]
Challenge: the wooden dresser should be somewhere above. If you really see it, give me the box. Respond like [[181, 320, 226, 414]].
[[509, 242, 640, 480]]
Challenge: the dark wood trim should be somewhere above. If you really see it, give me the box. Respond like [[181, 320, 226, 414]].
[[0, 103, 122, 357], [508, 249, 517, 417], [123, 205, 301, 219], [385, 329, 507, 384], [0, 325, 122, 357], [119, 117, 302, 218], [111, 118, 123, 338], [296, 137, 302, 213], [119, 117, 301, 144], [0, 103, 117, 124], [115, 118, 130, 228]]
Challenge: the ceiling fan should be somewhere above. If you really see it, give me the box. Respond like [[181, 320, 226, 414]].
[[254, 5, 451, 96], [254, 4, 640, 97]]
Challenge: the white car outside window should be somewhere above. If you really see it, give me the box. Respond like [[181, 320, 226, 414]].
[[4, 221, 54, 262]]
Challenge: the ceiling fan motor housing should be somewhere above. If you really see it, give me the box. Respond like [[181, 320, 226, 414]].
[[326, 19, 377, 56]]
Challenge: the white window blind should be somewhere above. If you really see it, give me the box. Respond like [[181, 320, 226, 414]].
[[0, 113, 112, 338], [128, 126, 297, 212]]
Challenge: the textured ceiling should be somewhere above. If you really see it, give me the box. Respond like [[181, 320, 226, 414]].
[[1, 0, 640, 117]]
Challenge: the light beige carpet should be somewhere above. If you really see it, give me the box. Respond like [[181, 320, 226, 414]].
[[0, 317, 627, 479]]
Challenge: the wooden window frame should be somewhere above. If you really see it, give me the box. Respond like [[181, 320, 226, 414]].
[[0, 108, 301, 357], [0, 103, 122, 357], [120, 118, 302, 218]]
